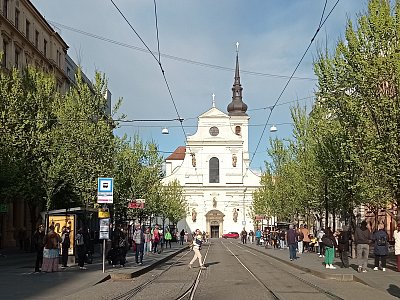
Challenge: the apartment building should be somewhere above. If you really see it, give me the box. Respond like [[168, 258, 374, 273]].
[[0, 0, 68, 90]]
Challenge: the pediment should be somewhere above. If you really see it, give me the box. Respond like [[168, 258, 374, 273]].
[[199, 107, 229, 119], [205, 209, 225, 217]]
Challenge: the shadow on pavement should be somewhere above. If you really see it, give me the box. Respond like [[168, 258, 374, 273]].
[[387, 284, 400, 298]]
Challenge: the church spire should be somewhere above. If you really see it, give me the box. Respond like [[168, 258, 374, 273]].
[[227, 42, 248, 116]]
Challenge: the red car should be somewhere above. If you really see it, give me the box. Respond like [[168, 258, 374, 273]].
[[222, 232, 240, 239]]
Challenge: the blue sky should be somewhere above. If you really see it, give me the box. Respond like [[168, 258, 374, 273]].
[[31, 0, 367, 171]]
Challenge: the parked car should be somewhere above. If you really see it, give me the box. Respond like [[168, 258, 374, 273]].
[[222, 232, 239, 239]]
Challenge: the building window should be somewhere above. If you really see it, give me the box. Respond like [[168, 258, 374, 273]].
[[43, 39, 47, 57], [2, 40, 8, 68], [209, 157, 220, 183], [235, 126, 241, 135], [35, 30, 39, 48], [25, 20, 30, 40], [15, 46, 20, 68], [57, 50, 61, 67], [15, 9, 19, 29], [3, 0, 8, 18]]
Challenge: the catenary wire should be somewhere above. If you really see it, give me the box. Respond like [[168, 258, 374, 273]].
[[248, 0, 339, 170], [47, 20, 316, 81]]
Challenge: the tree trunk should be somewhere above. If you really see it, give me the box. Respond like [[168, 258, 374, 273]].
[[324, 180, 328, 229]]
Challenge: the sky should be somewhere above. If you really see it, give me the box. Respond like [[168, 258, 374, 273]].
[[31, 0, 368, 171]]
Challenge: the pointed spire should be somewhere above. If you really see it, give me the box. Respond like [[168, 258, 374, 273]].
[[227, 42, 248, 116], [212, 93, 216, 107]]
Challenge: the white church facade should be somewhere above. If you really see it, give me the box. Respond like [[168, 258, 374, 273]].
[[161, 53, 261, 237]]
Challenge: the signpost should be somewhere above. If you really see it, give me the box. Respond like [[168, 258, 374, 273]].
[[99, 218, 110, 273]]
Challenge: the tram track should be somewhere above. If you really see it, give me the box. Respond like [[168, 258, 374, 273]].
[[110, 243, 211, 300], [227, 241, 344, 300]]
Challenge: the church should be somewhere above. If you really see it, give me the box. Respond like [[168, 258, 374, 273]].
[[162, 52, 261, 237]]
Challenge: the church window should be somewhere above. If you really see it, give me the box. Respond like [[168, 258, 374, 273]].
[[209, 157, 219, 183], [235, 126, 241, 135]]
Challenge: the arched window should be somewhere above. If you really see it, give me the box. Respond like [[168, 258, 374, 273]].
[[209, 157, 219, 183], [235, 126, 241, 135]]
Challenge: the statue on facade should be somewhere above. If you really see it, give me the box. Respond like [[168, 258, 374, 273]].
[[192, 208, 197, 222], [232, 154, 237, 167], [233, 208, 238, 222], [213, 197, 217, 208], [191, 153, 196, 167]]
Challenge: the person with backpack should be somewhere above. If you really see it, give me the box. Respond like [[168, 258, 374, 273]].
[[114, 227, 128, 267], [189, 229, 206, 269], [75, 228, 86, 270], [60, 226, 70, 268], [372, 223, 388, 271]]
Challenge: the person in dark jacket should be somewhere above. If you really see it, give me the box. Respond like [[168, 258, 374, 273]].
[[338, 225, 351, 268], [355, 220, 372, 273], [60, 226, 70, 268], [287, 225, 298, 261], [33, 224, 45, 273], [372, 223, 388, 271]]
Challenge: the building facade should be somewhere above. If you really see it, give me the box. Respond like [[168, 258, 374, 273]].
[[0, 0, 68, 90], [162, 53, 261, 237]]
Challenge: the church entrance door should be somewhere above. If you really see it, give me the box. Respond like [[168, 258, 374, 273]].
[[211, 225, 219, 238]]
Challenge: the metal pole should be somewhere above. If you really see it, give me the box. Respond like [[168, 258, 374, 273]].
[[102, 239, 106, 273]]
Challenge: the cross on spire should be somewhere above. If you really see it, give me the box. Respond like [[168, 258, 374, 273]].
[[212, 93, 215, 107]]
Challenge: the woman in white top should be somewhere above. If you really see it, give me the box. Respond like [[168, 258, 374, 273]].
[[393, 223, 400, 272], [189, 229, 206, 269]]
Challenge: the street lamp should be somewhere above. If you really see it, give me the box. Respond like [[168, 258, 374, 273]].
[[162, 127, 169, 134], [270, 125, 277, 132]]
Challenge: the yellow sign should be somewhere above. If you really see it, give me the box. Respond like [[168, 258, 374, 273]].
[[48, 215, 75, 255], [98, 209, 110, 218]]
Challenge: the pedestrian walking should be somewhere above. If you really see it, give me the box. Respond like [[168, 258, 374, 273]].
[[323, 228, 337, 269], [279, 230, 286, 249], [355, 220, 372, 273], [372, 223, 388, 271], [60, 226, 70, 268], [297, 226, 304, 254], [75, 228, 87, 270], [287, 225, 297, 261], [241, 228, 247, 244], [255, 228, 262, 245], [394, 223, 400, 272], [189, 229, 206, 269], [249, 230, 254, 244], [317, 228, 325, 257], [41, 225, 61, 272], [180, 229, 185, 245], [165, 229, 172, 248], [144, 227, 152, 255], [133, 224, 145, 265], [152, 225, 160, 253], [33, 224, 45, 273], [302, 225, 310, 252], [338, 225, 351, 268]]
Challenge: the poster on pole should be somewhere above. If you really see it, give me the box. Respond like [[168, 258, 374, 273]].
[[99, 218, 110, 240]]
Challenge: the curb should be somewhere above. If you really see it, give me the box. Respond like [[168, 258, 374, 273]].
[[244, 244, 368, 284], [108, 246, 189, 281]]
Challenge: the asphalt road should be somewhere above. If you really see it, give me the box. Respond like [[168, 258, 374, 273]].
[[2, 240, 395, 299], [62, 239, 396, 300]]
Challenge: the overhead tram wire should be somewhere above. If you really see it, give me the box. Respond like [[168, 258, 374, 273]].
[[47, 20, 316, 81], [248, 0, 337, 170], [110, 0, 188, 142]]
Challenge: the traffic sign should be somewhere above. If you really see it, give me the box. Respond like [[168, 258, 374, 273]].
[[97, 177, 113, 204]]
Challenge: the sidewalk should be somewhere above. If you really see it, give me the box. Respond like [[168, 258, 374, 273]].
[[0, 243, 188, 299], [243, 242, 400, 298]]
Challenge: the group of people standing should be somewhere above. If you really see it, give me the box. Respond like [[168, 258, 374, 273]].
[[283, 220, 400, 273], [33, 224, 89, 273]]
